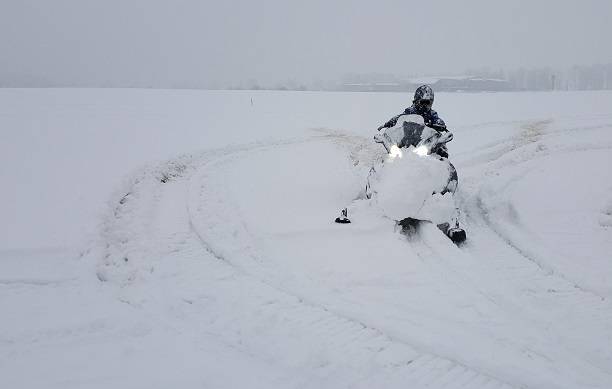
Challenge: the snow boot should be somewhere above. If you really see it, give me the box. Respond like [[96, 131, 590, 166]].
[[335, 208, 351, 224], [437, 222, 466, 244]]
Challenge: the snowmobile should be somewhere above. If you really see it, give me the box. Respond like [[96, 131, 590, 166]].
[[335, 114, 466, 244]]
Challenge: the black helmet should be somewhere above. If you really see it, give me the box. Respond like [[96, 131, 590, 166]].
[[413, 85, 434, 109]]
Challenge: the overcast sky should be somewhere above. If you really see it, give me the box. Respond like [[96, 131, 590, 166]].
[[1, 0, 612, 87]]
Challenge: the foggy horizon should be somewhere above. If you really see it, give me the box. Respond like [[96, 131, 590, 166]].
[[2, 0, 612, 88]]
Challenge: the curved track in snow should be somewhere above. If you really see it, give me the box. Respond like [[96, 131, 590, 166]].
[[95, 119, 612, 388]]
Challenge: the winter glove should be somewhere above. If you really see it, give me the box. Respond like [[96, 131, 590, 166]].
[[429, 123, 448, 132]]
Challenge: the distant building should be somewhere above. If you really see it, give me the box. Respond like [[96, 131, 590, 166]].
[[340, 82, 406, 92], [339, 76, 512, 92], [430, 77, 512, 92]]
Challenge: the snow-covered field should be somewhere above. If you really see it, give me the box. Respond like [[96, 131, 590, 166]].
[[2, 89, 612, 388]]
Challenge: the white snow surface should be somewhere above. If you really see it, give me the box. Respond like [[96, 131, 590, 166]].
[[2, 89, 612, 388], [372, 149, 455, 223]]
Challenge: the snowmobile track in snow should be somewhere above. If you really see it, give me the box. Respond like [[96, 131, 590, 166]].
[[184, 137, 518, 388], [96, 123, 612, 388]]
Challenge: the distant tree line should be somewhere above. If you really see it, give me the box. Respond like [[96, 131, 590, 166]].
[[2, 64, 612, 91], [468, 64, 612, 91]]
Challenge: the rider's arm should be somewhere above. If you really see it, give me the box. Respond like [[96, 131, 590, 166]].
[[378, 114, 402, 131], [429, 111, 447, 131]]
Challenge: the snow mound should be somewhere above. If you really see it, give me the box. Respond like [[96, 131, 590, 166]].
[[372, 150, 453, 222]]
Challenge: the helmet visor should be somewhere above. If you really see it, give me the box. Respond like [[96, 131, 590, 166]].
[[417, 99, 433, 109]]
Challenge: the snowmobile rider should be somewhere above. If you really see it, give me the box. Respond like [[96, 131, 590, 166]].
[[377, 84, 450, 158]]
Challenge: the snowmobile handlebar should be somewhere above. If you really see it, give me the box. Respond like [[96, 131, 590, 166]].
[[377, 122, 449, 133], [374, 123, 453, 156], [429, 123, 449, 132]]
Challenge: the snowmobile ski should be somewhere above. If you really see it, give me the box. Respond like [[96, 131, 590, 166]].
[[398, 217, 421, 235]]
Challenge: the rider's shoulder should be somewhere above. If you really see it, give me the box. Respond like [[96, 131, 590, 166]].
[[403, 106, 418, 115]]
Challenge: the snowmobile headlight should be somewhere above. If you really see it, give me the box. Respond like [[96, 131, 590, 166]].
[[388, 144, 403, 160], [414, 145, 429, 156]]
